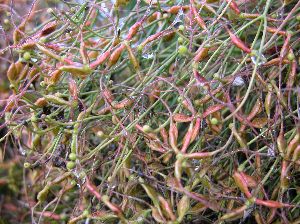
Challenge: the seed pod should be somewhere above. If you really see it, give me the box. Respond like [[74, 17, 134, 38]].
[[160, 127, 168, 144], [232, 171, 252, 198], [266, 26, 286, 36], [280, 160, 289, 190], [13, 20, 26, 44], [175, 154, 184, 182], [255, 199, 290, 208], [263, 57, 290, 67], [239, 171, 257, 188], [167, 5, 189, 14], [177, 196, 190, 222], [44, 94, 71, 106], [286, 59, 297, 90], [286, 131, 300, 159], [40, 21, 57, 36], [181, 122, 193, 153], [226, 27, 251, 53], [108, 44, 125, 67], [184, 151, 214, 159], [7, 63, 18, 85], [280, 32, 292, 59], [85, 179, 102, 200], [112, 98, 133, 109], [90, 49, 111, 69], [49, 69, 63, 84], [264, 85, 273, 118], [292, 145, 300, 162], [151, 207, 165, 223], [126, 21, 142, 40], [202, 104, 224, 118], [225, 0, 241, 14], [169, 121, 179, 152], [80, 37, 89, 65], [220, 205, 247, 220], [124, 42, 140, 71], [277, 129, 286, 156], [59, 64, 91, 78], [173, 113, 193, 123], [140, 30, 174, 48], [140, 182, 161, 210], [158, 196, 176, 221], [190, 118, 201, 143], [254, 211, 265, 224], [101, 195, 125, 219], [230, 123, 247, 149], [37, 185, 50, 202], [194, 47, 209, 62], [18, 63, 29, 82], [190, 4, 207, 30], [69, 78, 78, 100], [34, 97, 48, 107]]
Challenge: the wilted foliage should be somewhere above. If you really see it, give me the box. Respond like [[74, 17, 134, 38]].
[[1, 0, 300, 223]]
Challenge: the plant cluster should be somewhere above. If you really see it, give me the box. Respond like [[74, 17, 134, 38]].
[[0, 0, 300, 223]]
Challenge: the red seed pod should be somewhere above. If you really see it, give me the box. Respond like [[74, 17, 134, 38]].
[[239, 171, 257, 188], [226, 27, 251, 53], [255, 199, 290, 208], [190, 5, 207, 30], [90, 49, 111, 69], [34, 97, 48, 107], [169, 121, 179, 152], [80, 37, 89, 65], [194, 47, 209, 62], [85, 179, 102, 201], [181, 98, 196, 114], [112, 98, 133, 109], [173, 113, 193, 123], [102, 89, 114, 104], [147, 12, 161, 23], [280, 32, 292, 59], [266, 26, 287, 36], [225, 0, 241, 14], [190, 118, 201, 143], [202, 104, 224, 118], [286, 59, 297, 90], [69, 78, 78, 100], [108, 44, 125, 67], [126, 21, 142, 40], [232, 171, 252, 198], [140, 30, 174, 48], [181, 123, 193, 153], [167, 5, 189, 14], [40, 21, 57, 36], [160, 127, 169, 144], [49, 69, 63, 84]]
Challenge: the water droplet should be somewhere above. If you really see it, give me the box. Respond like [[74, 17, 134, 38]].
[[142, 53, 154, 59], [232, 76, 245, 86]]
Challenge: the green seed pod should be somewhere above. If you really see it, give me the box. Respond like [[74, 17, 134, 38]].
[[37, 185, 50, 202]]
